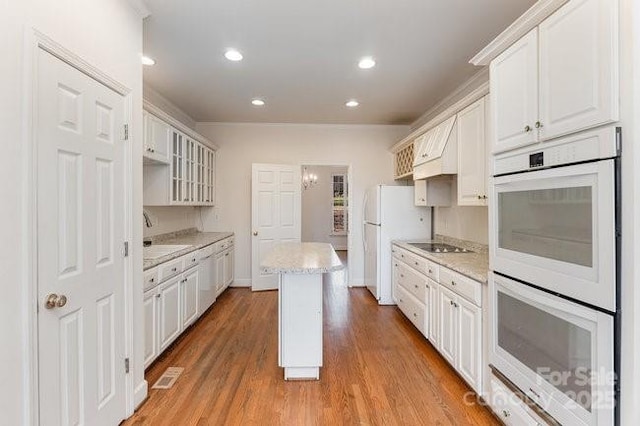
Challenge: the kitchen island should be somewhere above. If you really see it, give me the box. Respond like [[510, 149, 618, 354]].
[[261, 242, 343, 380]]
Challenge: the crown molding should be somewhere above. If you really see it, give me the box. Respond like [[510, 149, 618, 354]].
[[469, 0, 569, 66], [144, 100, 219, 150]]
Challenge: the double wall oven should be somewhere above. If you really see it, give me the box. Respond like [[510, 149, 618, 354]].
[[489, 126, 620, 425]]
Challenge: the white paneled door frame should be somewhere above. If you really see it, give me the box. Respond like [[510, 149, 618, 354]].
[[24, 30, 135, 425]]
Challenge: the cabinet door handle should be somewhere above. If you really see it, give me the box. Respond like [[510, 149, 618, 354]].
[[172, 267, 177, 272], [225, 253, 229, 257], [150, 278, 155, 283], [454, 302, 458, 308], [156, 294, 161, 299], [477, 195, 482, 200], [451, 280, 456, 286], [535, 121, 542, 129], [414, 284, 418, 289], [400, 274, 404, 278], [502, 410, 510, 418], [483, 195, 488, 199], [414, 261, 419, 266], [450, 300, 454, 306], [428, 269, 433, 274], [413, 313, 417, 317], [524, 125, 532, 132]]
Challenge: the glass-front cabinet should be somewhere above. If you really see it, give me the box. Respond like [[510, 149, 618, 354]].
[[168, 130, 216, 206], [331, 174, 348, 235]]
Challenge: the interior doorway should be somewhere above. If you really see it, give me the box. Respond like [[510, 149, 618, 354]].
[[300, 165, 350, 285]]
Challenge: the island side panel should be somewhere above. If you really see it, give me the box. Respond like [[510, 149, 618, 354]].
[[279, 273, 323, 380]]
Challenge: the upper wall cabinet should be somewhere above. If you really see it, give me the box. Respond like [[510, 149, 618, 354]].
[[144, 104, 217, 206], [143, 112, 171, 164], [457, 96, 488, 206], [490, 0, 618, 154]]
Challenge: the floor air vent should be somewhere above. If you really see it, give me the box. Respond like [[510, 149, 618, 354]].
[[151, 367, 184, 390]]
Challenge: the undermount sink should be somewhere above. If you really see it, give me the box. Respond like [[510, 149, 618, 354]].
[[143, 244, 192, 260]]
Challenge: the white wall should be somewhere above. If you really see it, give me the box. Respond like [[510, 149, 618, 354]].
[[434, 177, 488, 245], [143, 206, 199, 238], [195, 122, 409, 286], [301, 165, 349, 249], [0, 1, 144, 424]]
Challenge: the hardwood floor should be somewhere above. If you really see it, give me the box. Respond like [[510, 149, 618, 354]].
[[125, 265, 498, 425]]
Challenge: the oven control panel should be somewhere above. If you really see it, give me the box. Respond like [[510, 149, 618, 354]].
[[493, 126, 617, 176]]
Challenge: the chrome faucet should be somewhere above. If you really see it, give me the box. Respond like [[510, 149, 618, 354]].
[[143, 210, 153, 228]]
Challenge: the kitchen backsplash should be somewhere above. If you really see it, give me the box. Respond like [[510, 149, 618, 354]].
[[143, 206, 199, 238]]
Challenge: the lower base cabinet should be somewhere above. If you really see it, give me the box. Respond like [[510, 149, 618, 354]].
[[159, 276, 182, 352], [143, 288, 159, 368], [489, 374, 548, 426], [392, 243, 483, 394], [181, 267, 199, 329]]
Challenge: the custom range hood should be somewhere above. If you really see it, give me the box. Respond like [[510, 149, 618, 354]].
[[413, 115, 458, 180]]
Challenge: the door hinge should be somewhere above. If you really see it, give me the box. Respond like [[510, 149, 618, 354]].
[[123, 124, 129, 141], [125, 358, 130, 374], [124, 241, 129, 257]]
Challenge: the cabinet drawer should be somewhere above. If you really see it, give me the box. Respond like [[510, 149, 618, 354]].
[[424, 259, 439, 281], [215, 237, 233, 253], [489, 376, 542, 426], [397, 261, 426, 301], [439, 267, 482, 306], [143, 268, 159, 291], [200, 244, 215, 258], [183, 252, 199, 270], [159, 258, 183, 282], [396, 286, 426, 335]]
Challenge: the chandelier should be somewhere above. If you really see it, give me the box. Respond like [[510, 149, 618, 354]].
[[302, 167, 318, 190]]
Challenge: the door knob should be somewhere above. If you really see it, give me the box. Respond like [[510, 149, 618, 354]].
[[253, 231, 258, 236], [45, 294, 67, 309]]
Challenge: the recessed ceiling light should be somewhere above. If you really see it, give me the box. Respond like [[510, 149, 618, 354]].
[[251, 99, 265, 106], [225, 49, 243, 61], [358, 57, 376, 69], [141, 56, 156, 66], [345, 100, 359, 108]]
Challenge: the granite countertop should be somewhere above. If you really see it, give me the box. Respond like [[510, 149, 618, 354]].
[[393, 236, 489, 283], [143, 229, 234, 270], [261, 242, 345, 274]]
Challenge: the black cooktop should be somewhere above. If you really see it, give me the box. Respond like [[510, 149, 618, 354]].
[[408, 242, 472, 253]]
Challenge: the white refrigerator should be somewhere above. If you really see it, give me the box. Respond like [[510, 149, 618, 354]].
[[363, 185, 431, 304]]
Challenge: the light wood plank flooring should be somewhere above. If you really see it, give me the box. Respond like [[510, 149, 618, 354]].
[[124, 256, 498, 425]]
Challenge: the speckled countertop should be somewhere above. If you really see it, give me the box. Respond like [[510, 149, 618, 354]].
[[143, 228, 234, 270], [393, 235, 489, 283], [261, 242, 344, 274]]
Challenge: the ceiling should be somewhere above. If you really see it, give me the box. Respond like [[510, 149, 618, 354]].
[[143, 0, 536, 125]]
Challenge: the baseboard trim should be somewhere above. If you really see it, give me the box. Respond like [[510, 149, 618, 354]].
[[230, 278, 251, 287], [134, 380, 148, 409]]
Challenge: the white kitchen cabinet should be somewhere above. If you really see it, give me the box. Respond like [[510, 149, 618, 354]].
[[438, 286, 458, 365], [489, 374, 546, 426], [143, 106, 216, 206], [426, 278, 439, 346], [490, 0, 618, 153], [158, 275, 182, 352], [143, 112, 170, 164], [490, 28, 538, 153], [180, 267, 199, 329], [538, 0, 618, 141], [413, 177, 451, 207], [223, 248, 235, 288], [457, 97, 488, 205], [143, 287, 159, 368], [457, 297, 482, 391], [215, 251, 226, 296]]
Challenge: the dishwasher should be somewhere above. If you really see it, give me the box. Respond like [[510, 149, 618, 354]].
[[198, 245, 217, 316]]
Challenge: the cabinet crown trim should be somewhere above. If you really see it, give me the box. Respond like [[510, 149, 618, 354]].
[[143, 99, 218, 150], [469, 0, 569, 66], [390, 81, 489, 153]]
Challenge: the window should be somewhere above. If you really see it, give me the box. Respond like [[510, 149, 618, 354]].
[[331, 174, 348, 235]]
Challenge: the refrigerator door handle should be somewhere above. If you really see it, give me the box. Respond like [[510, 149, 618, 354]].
[[362, 191, 369, 251]]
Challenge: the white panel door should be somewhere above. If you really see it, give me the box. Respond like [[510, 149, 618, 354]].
[[490, 28, 539, 153], [181, 268, 199, 329], [159, 276, 182, 352], [538, 0, 618, 141], [251, 164, 301, 291], [457, 297, 482, 392], [457, 97, 487, 205], [426, 279, 439, 345], [438, 287, 457, 365], [143, 289, 158, 368], [215, 252, 226, 296], [37, 49, 126, 426]]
